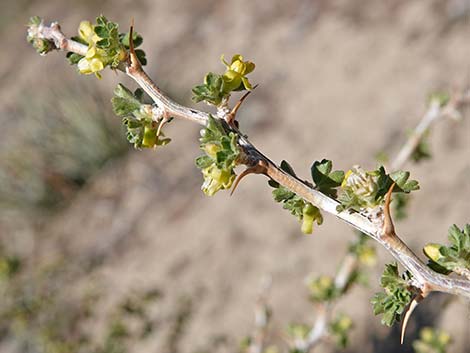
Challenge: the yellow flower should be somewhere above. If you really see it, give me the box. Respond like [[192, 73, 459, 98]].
[[221, 54, 255, 92], [423, 243, 442, 263], [77, 21, 107, 78], [77, 57, 105, 77], [201, 165, 235, 196], [78, 21, 100, 44], [301, 203, 323, 234]]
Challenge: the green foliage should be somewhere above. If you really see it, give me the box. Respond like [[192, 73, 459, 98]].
[[195, 116, 240, 196], [310, 159, 344, 198], [192, 73, 226, 106], [371, 263, 413, 326], [192, 54, 255, 106], [307, 275, 338, 302], [62, 16, 146, 78], [329, 314, 353, 349], [337, 166, 419, 212], [269, 161, 323, 234], [112, 84, 171, 149], [423, 224, 470, 276], [27, 16, 55, 55], [412, 327, 452, 353]]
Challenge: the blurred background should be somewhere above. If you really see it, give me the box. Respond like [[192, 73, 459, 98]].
[[0, 0, 469, 352]]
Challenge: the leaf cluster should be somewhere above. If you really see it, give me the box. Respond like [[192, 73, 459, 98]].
[[269, 161, 323, 234], [192, 73, 227, 106], [192, 54, 255, 106], [371, 263, 413, 326], [310, 159, 344, 198], [112, 84, 170, 148], [423, 224, 470, 276]]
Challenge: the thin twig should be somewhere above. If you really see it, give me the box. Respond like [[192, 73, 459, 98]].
[[390, 90, 470, 171]]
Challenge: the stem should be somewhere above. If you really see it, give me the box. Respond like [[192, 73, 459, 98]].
[[33, 22, 470, 301]]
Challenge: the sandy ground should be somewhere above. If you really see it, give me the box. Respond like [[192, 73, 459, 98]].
[[0, 1, 469, 352]]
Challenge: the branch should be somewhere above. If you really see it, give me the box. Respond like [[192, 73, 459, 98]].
[[32, 20, 470, 302], [390, 90, 470, 170]]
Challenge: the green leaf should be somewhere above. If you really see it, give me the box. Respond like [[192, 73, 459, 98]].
[[280, 160, 296, 176], [66, 52, 84, 65], [28, 16, 42, 26], [423, 224, 470, 276], [311, 159, 344, 197], [195, 156, 213, 169], [135, 49, 147, 65], [94, 25, 108, 38], [192, 73, 226, 106], [120, 31, 143, 48], [272, 187, 295, 202], [371, 263, 413, 327], [112, 84, 143, 117]]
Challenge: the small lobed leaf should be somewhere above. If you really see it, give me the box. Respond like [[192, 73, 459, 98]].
[[311, 159, 344, 197], [192, 72, 226, 106], [423, 224, 470, 276], [112, 84, 143, 117], [371, 263, 413, 327], [280, 160, 297, 177]]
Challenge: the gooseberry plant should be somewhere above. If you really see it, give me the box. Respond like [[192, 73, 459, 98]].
[[27, 15, 469, 352]]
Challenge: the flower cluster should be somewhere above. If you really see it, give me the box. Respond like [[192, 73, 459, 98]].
[[66, 16, 146, 78], [195, 116, 240, 196], [75, 20, 112, 77], [337, 166, 419, 212]]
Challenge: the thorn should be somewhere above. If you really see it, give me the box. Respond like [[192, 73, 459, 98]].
[[383, 182, 396, 237], [400, 293, 423, 344], [127, 19, 141, 70], [226, 84, 259, 126], [155, 118, 167, 137], [230, 160, 267, 196]]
